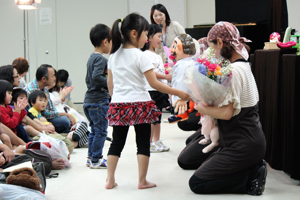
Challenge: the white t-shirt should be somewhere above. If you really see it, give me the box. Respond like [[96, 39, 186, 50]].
[[144, 50, 167, 91], [108, 47, 154, 103]]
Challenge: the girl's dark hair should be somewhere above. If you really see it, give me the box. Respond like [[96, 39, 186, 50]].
[[211, 40, 251, 60], [150, 4, 171, 26], [141, 24, 162, 51], [12, 88, 27, 103], [50, 69, 69, 92], [0, 65, 14, 84], [0, 80, 13, 105], [90, 23, 111, 48], [28, 90, 47, 107], [110, 13, 150, 54], [12, 57, 29, 74]]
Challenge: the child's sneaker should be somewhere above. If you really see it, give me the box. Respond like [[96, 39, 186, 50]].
[[168, 115, 182, 124], [90, 158, 107, 169], [156, 140, 170, 152], [150, 142, 163, 153], [86, 157, 91, 167]]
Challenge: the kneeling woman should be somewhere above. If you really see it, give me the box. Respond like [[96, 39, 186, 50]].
[[190, 22, 266, 195]]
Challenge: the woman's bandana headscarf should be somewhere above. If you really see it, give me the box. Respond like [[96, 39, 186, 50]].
[[207, 21, 251, 60]]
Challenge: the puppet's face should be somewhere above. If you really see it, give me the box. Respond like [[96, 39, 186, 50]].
[[171, 37, 184, 61]]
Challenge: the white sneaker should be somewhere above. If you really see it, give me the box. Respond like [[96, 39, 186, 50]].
[[89, 158, 107, 169], [150, 142, 163, 153], [156, 140, 170, 152]]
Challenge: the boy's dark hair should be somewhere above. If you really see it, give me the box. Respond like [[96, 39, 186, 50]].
[[0, 80, 13, 105], [150, 4, 171, 26], [0, 65, 15, 84], [110, 13, 149, 54], [90, 24, 111, 48], [12, 57, 29, 74], [12, 88, 28, 103], [28, 90, 47, 107], [36, 64, 53, 81], [142, 24, 162, 51]]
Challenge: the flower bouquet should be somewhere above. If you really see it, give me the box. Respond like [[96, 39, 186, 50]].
[[184, 47, 232, 106], [184, 47, 232, 153]]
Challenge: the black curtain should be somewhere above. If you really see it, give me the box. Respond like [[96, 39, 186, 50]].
[[270, 0, 288, 34]]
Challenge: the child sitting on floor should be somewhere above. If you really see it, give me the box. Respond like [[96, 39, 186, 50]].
[[28, 90, 89, 148], [0, 80, 30, 143], [12, 88, 45, 138]]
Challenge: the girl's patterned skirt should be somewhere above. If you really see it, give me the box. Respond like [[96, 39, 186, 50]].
[[106, 100, 161, 126]]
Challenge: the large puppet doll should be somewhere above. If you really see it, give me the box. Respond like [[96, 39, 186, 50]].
[[168, 34, 198, 123]]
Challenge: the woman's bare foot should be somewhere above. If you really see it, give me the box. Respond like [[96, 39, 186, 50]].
[[105, 180, 118, 189], [138, 181, 157, 189], [52, 158, 65, 170]]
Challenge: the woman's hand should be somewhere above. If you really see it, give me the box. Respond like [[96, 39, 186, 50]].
[[43, 124, 55, 133], [59, 86, 74, 101], [174, 100, 187, 115], [66, 113, 76, 126], [195, 102, 207, 114], [0, 152, 6, 167], [1, 146, 14, 163]]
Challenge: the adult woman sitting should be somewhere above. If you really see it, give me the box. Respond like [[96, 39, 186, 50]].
[[184, 22, 266, 195], [150, 3, 185, 62], [12, 57, 29, 89]]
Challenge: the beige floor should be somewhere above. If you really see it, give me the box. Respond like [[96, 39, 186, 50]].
[[46, 112, 300, 200]]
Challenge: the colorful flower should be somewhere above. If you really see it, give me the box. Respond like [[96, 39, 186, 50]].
[[169, 54, 176, 61], [208, 63, 218, 72], [196, 63, 207, 75]]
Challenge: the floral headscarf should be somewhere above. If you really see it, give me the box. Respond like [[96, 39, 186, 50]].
[[207, 21, 251, 60]]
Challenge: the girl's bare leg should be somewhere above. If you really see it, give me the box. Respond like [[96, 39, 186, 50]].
[[152, 124, 161, 142], [25, 125, 41, 137], [0, 133, 13, 150], [0, 124, 25, 146], [106, 155, 119, 189], [137, 154, 156, 189]]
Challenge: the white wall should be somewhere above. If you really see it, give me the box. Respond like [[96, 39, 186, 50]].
[[1, 0, 299, 102], [287, 0, 300, 32]]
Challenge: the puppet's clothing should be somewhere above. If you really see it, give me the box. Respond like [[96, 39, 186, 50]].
[[191, 60, 266, 183], [171, 57, 194, 105], [0, 105, 27, 134]]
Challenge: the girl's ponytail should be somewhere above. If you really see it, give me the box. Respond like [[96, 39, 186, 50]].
[[110, 19, 123, 54], [110, 13, 149, 54]]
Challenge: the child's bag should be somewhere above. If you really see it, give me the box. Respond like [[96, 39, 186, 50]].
[[38, 132, 71, 168], [25, 149, 53, 176]]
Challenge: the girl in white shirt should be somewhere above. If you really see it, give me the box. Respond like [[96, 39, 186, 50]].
[[106, 13, 189, 190], [142, 24, 172, 153]]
